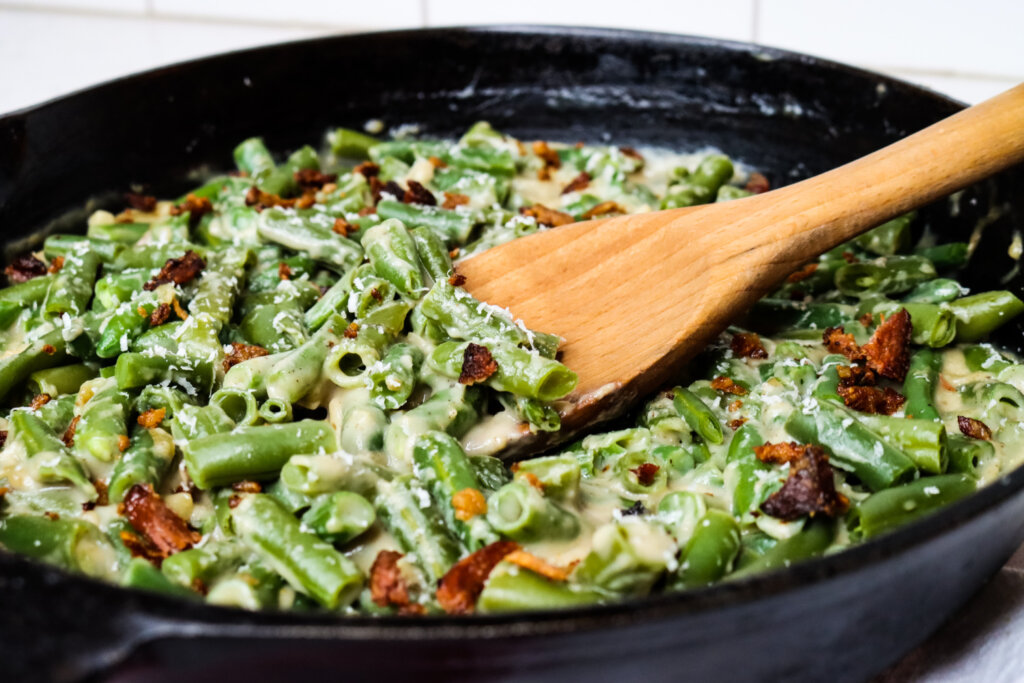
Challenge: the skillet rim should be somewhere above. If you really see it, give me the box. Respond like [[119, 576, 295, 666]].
[[0, 24, 1019, 642]]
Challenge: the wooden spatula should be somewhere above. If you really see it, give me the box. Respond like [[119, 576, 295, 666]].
[[458, 83, 1024, 456]]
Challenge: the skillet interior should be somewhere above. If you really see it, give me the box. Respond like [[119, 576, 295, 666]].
[[1, 26, 1024, 682]]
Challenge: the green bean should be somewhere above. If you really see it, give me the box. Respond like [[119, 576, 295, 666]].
[[27, 363, 97, 397], [410, 225, 453, 281], [574, 519, 675, 596], [859, 415, 947, 475], [946, 434, 992, 477], [512, 453, 581, 500], [108, 427, 176, 503], [374, 477, 460, 584], [903, 348, 942, 421], [477, 563, 605, 613], [672, 387, 724, 445], [672, 510, 742, 590], [834, 255, 937, 298], [429, 340, 577, 402], [902, 278, 964, 304], [849, 474, 976, 539], [730, 519, 835, 578], [376, 200, 475, 244], [854, 213, 913, 256], [73, 377, 131, 463], [328, 127, 379, 158], [301, 492, 376, 545], [0, 515, 116, 578], [914, 242, 969, 269], [950, 291, 1024, 342]]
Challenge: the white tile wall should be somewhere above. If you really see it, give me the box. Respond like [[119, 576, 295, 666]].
[[0, 0, 1021, 114]]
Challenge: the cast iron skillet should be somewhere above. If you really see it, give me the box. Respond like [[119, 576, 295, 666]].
[[2, 26, 1024, 683]]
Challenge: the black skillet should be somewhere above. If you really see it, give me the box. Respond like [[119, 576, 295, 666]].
[[2, 26, 1024, 683]]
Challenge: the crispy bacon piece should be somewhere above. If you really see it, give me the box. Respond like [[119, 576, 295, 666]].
[[448, 273, 467, 287], [619, 146, 644, 163], [353, 161, 380, 178], [449, 247, 461, 259], [149, 303, 171, 326], [231, 480, 262, 493], [561, 171, 591, 195], [402, 180, 437, 206], [836, 364, 877, 387], [459, 343, 498, 385], [171, 296, 189, 321], [859, 312, 875, 327], [428, 156, 447, 168], [838, 385, 905, 415], [532, 140, 561, 181], [730, 332, 768, 359], [370, 550, 424, 614], [728, 418, 748, 430], [630, 463, 661, 487], [294, 168, 337, 189], [137, 408, 166, 430], [755, 441, 806, 465], [842, 251, 859, 264], [861, 309, 912, 382], [144, 250, 206, 291], [822, 326, 863, 361], [518, 471, 544, 491], [222, 342, 270, 372], [41, 344, 56, 355], [169, 194, 213, 223], [357, 206, 377, 216], [786, 262, 818, 284], [48, 256, 65, 274], [121, 483, 200, 560], [504, 550, 574, 582], [520, 204, 575, 227], [581, 201, 626, 219], [61, 415, 80, 448], [245, 186, 315, 211], [0, 432, 6, 450], [29, 394, 51, 411], [120, 530, 165, 564], [436, 540, 520, 614], [728, 399, 743, 412], [5, 254, 48, 284], [958, 415, 992, 440], [744, 172, 770, 194], [333, 217, 353, 237], [94, 480, 109, 507], [442, 192, 470, 209], [343, 322, 360, 339], [369, 177, 405, 205], [278, 262, 293, 280], [369, 287, 383, 302], [760, 445, 849, 521], [118, 434, 131, 452], [452, 488, 488, 521], [711, 376, 748, 396], [125, 192, 158, 212]]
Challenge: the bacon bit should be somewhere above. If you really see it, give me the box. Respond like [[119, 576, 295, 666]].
[[343, 322, 360, 339], [711, 376, 748, 396], [449, 247, 461, 259], [29, 394, 51, 411], [369, 177, 405, 205], [0, 431, 7, 450], [0, 484, 9, 497], [48, 256, 65, 274], [520, 204, 575, 227], [786, 262, 818, 284], [452, 488, 488, 521], [62, 417, 81, 447], [76, 385, 95, 408], [939, 375, 956, 392], [428, 156, 447, 168], [459, 343, 498, 385], [357, 206, 377, 216], [321, 183, 338, 194], [561, 171, 591, 195], [43, 511, 60, 521], [369, 287, 383, 303], [332, 217, 353, 237], [137, 305, 148, 318], [838, 385, 905, 415], [137, 408, 166, 430], [448, 273, 467, 287], [278, 262, 293, 280], [730, 331, 768, 359], [119, 530, 165, 564], [842, 251, 859, 264], [124, 192, 158, 212], [823, 326, 864, 361], [169, 194, 213, 224], [581, 201, 626, 219], [619, 146, 644, 162], [222, 342, 270, 372], [294, 168, 337, 189], [861, 309, 912, 382], [760, 445, 849, 521], [121, 483, 200, 561], [958, 415, 992, 440], [504, 549, 574, 582], [519, 471, 544, 491], [94, 480, 109, 507], [630, 463, 661, 487], [227, 496, 243, 509], [353, 161, 380, 178], [144, 250, 206, 291], [231, 480, 263, 493], [370, 550, 424, 614], [442, 192, 470, 210], [245, 186, 315, 211], [402, 180, 437, 206], [728, 399, 743, 412], [836, 364, 877, 387], [727, 418, 747, 430], [149, 303, 171, 327], [5, 254, 48, 284], [859, 312, 875, 327], [168, 296, 189, 323], [744, 172, 770, 194], [436, 540, 520, 614], [532, 140, 561, 181], [117, 434, 131, 452], [755, 442, 806, 465], [40, 344, 56, 357]]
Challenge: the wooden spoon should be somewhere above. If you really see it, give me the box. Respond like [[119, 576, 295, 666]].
[[458, 83, 1024, 456]]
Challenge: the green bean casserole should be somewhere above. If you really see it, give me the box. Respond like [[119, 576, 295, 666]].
[[0, 122, 1021, 614]]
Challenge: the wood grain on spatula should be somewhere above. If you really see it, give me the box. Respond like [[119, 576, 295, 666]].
[[458, 82, 1024, 456]]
